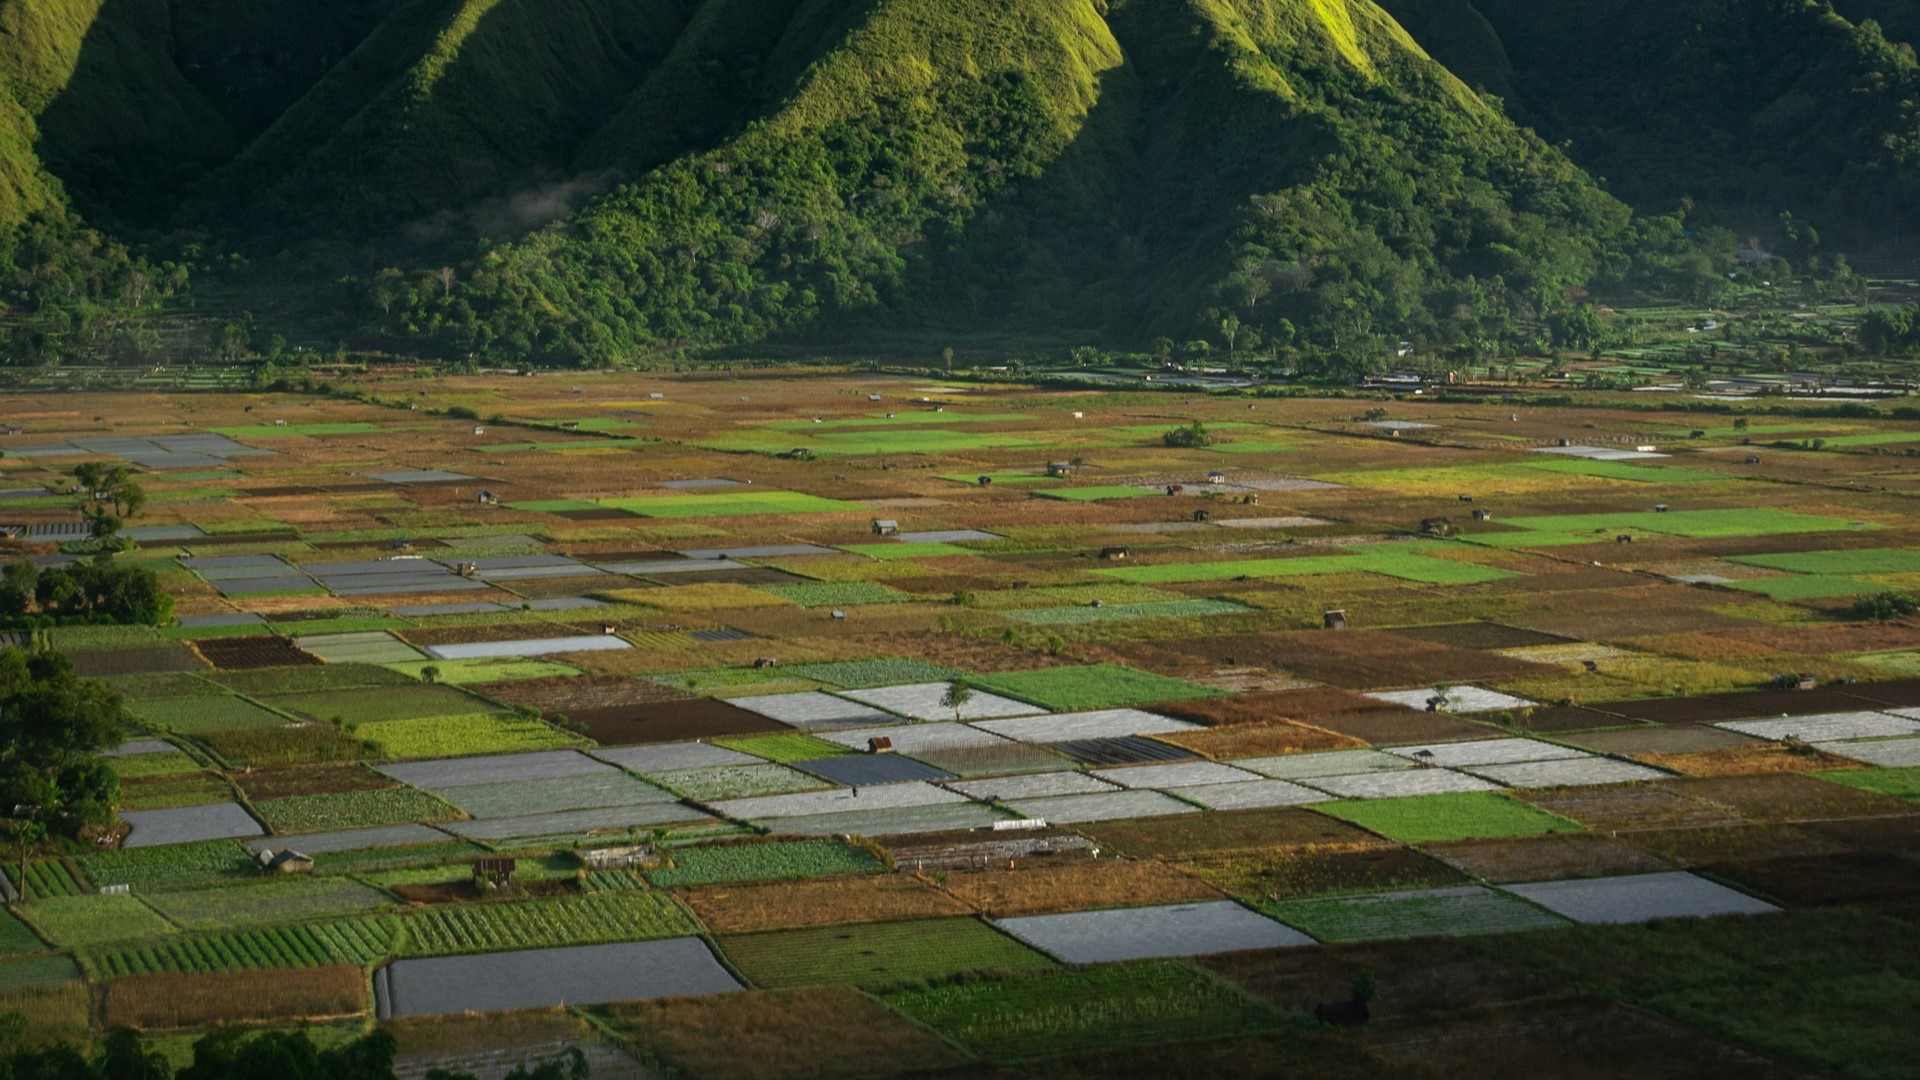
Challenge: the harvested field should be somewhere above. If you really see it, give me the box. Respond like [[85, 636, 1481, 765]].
[[1516, 784, 1746, 832], [600, 986, 968, 1080], [938, 859, 1220, 917], [1622, 823, 1852, 866], [560, 699, 792, 744], [1672, 773, 1916, 822], [101, 965, 369, 1029], [1426, 835, 1675, 883], [677, 875, 970, 932], [193, 636, 320, 670], [1180, 844, 1466, 902], [1078, 807, 1387, 857]]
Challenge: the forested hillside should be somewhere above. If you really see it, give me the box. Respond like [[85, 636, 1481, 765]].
[[0, 0, 1911, 367]]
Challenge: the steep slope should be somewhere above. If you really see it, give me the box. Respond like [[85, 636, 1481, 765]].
[[1465, 0, 1920, 235], [389, 0, 1633, 363], [212, 0, 696, 245], [1372, 0, 1513, 98], [0, 0, 233, 222]]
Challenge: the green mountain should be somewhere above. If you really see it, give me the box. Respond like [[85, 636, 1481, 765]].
[[1389, 0, 1920, 235], [0, 0, 1909, 366]]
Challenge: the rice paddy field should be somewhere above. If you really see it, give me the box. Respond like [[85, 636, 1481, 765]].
[[3, 372, 1919, 1075]]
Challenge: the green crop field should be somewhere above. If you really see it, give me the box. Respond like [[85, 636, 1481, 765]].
[[1094, 548, 1513, 586], [720, 918, 1054, 990], [355, 714, 584, 759], [253, 788, 461, 833], [1264, 887, 1567, 942], [599, 492, 862, 518], [0, 912, 45, 956], [210, 423, 379, 439], [1313, 793, 1583, 844], [764, 581, 911, 607], [1816, 767, 1920, 801], [141, 877, 392, 931], [213, 664, 416, 695], [81, 841, 257, 892], [1725, 575, 1880, 600], [882, 961, 1278, 1059], [711, 733, 853, 764], [1007, 599, 1254, 625], [841, 542, 977, 559], [1033, 485, 1164, 502], [646, 840, 882, 888], [86, 917, 397, 978], [972, 664, 1222, 711], [265, 685, 500, 725], [1730, 548, 1920, 575], [383, 658, 581, 684], [127, 695, 290, 734], [399, 891, 695, 956], [11, 860, 90, 900], [17, 895, 176, 949], [784, 659, 962, 688]]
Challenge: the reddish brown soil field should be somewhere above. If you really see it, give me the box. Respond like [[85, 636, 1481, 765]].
[[1840, 677, 1920, 708], [564, 699, 791, 744], [1309, 708, 1500, 745], [1181, 844, 1465, 901], [1078, 807, 1388, 858], [1425, 835, 1673, 883], [1673, 773, 1915, 822], [937, 859, 1220, 916], [235, 763, 398, 801], [1391, 622, 1572, 650], [1605, 687, 1874, 724], [1515, 784, 1746, 832], [1508, 705, 1637, 733], [1623, 823, 1851, 867], [194, 635, 320, 670], [1249, 630, 1555, 689], [1802, 814, 1920, 854]]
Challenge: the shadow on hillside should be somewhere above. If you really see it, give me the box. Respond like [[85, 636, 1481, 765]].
[[777, 0, 1338, 352]]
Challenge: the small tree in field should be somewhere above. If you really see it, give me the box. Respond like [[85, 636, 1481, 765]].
[[419, 665, 441, 685], [941, 681, 974, 723]]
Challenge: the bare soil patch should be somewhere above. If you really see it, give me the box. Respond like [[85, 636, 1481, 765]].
[[1841, 677, 1920, 708], [1803, 814, 1920, 854], [1077, 807, 1387, 858], [475, 674, 689, 712], [1181, 844, 1464, 902], [676, 874, 968, 933], [937, 858, 1220, 917], [1425, 834, 1672, 883], [194, 635, 320, 670], [235, 763, 397, 801], [564, 699, 791, 745], [1515, 784, 1744, 832], [1623, 823, 1850, 867], [1675, 773, 1916, 822], [1393, 623, 1573, 650], [1508, 705, 1635, 733], [601, 986, 967, 1080], [1607, 687, 1874, 724], [1242, 630, 1556, 689]]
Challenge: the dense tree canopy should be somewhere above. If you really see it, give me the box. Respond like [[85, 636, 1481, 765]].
[[0, 648, 127, 836]]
